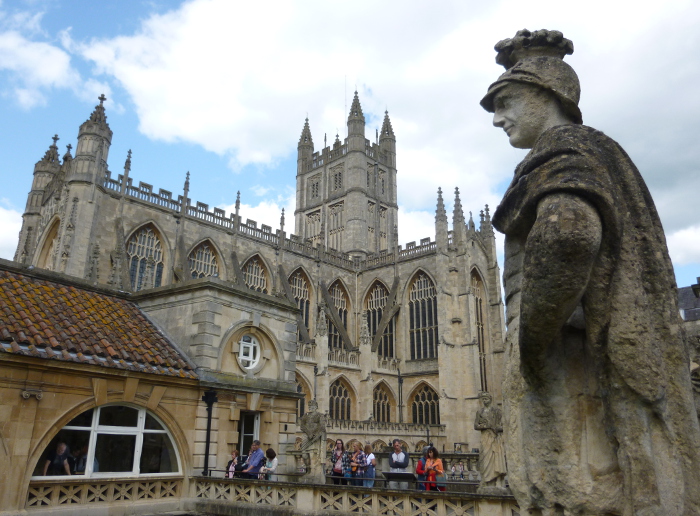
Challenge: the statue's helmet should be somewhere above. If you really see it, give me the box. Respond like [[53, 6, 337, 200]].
[[480, 29, 582, 125]]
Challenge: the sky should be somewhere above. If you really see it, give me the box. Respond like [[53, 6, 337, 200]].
[[0, 0, 699, 288]]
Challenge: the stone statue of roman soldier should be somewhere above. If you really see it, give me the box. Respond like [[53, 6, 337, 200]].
[[480, 29, 700, 515]]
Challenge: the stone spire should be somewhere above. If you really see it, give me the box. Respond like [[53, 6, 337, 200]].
[[40, 134, 61, 164], [297, 118, 314, 173], [468, 211, 476, 231], [63, 143, 73, 162], [298, 117, 313, 147], [435, 187, 447, 223], [452, 187, 467, 247], [280, 208, 285, 232], [347, 91, 365, 137], [435, 187, 448, 249], [180, 171, 190, 214], [87, 93, 109, 125], [480, 204, 494, 236], [120, 150, 131, 195], [453, 187, 465, 225], [380, 111, 395, 140]]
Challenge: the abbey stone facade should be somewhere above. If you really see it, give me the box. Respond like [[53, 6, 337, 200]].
[[13, 93, 505, 458]]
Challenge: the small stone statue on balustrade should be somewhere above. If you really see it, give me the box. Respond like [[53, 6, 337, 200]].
[[298, 399, 327, 484], [473, 392, 507, 494]]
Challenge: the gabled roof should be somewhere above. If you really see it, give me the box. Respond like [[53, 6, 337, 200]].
[[0, 264, 196, 379]]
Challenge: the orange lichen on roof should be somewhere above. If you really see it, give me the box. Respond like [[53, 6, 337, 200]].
[[0, 269, 196, 379]]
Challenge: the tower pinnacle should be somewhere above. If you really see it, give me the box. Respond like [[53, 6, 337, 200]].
[[380, 111, 395, 139], [298, 117, 313, 146]]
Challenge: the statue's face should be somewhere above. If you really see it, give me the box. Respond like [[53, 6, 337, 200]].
[[492, 83, 557, 149], [482, 395, 492, 407]]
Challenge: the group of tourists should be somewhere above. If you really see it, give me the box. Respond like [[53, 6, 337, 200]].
[[328, 438, 377, 487], [226, 440, 278, 480], [329, 438, 449, 491]]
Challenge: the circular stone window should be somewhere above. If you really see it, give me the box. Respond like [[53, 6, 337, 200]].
[[238, 334, 261, 370]]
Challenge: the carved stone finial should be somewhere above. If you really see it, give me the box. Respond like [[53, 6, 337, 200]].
[[280, 208, 285, 232], [315, 303, 328, 337], [98, 93, 107, 105], [359, 311, 370, 347]]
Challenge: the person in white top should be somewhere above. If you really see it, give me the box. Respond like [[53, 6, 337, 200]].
[[363, 444, 376, 488], [259, 448, 278, 480], [388, 439, 409, 489]]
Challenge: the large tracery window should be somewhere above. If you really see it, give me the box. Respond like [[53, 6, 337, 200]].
[[472, 271, 489, 393], [412, 384, 440, 425], [33, 405, 179, 478], [329, 379, 352, 420], [188, 242, 219, 278], [289, 269, 311, 341], [373, 384, 392, 423], [328, 281, 349, 350], [366, 282, 395, 358], [127, 226, 164, 291], [408, 272, 438, 360], [242, 256, 268, 294]]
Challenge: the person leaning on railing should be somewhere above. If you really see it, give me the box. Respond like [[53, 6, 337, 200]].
[[259, 448, 278, 480]]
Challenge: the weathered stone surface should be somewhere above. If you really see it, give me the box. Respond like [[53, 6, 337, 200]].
[[482, 28, 700, 516]]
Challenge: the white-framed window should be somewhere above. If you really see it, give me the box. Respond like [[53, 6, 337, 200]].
[[32, 405, 180, 479], [238, 334, 261, 370]]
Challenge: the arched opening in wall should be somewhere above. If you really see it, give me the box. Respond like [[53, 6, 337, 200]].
[[36, 219, 61, 271], [32, 404, 180, 478], [328, 280, 349, 350], [188, 240, 220, 279], [411, 384, 440, 425], [471, 269, 489, 393], [373, 383, 394, 423], [408, 272, 438, 360], [126, 224, 165, 291], [289, 268, 311, 342], [329, 378, 353, 420], [365, 281, 395, 359], [242, 255, 269, 294], [295, 373, 312, 419]]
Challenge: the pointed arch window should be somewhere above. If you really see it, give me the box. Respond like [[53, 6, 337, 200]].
[[188, 242, 219, 279], [328, 281, 349, 350], [329, 379, 351, 420], [36, 219, 61, 271], [412, 384, 440, 425], [472, 271, 489, 393], [242, 256, 268, 294], [289, 270, 311, 341], [126, 225, 164, 291], [373, 384, 392, 423], [366, 282, 395, 358], [408, 272, 438, 360]]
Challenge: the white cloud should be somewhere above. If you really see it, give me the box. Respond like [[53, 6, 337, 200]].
[[667, 225, 700, 266], [0, 30, 79, 108], [219, 191, 296, 233], [0, 204, 22, 260]]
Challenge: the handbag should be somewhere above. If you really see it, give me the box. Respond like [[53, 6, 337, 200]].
[[436, 472, 447, 488], [334, 455, 343, 473]]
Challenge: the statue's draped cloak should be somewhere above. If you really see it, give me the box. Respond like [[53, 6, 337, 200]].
[[492, 124, 700, 515]]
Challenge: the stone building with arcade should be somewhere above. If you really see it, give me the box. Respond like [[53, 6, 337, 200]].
[[3, 93, 506, 512]]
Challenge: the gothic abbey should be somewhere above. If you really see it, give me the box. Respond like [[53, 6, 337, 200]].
[[11, 92, 504, 466]]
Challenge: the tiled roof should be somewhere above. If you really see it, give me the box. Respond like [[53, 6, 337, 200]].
[[0, 266, 196, 379]]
